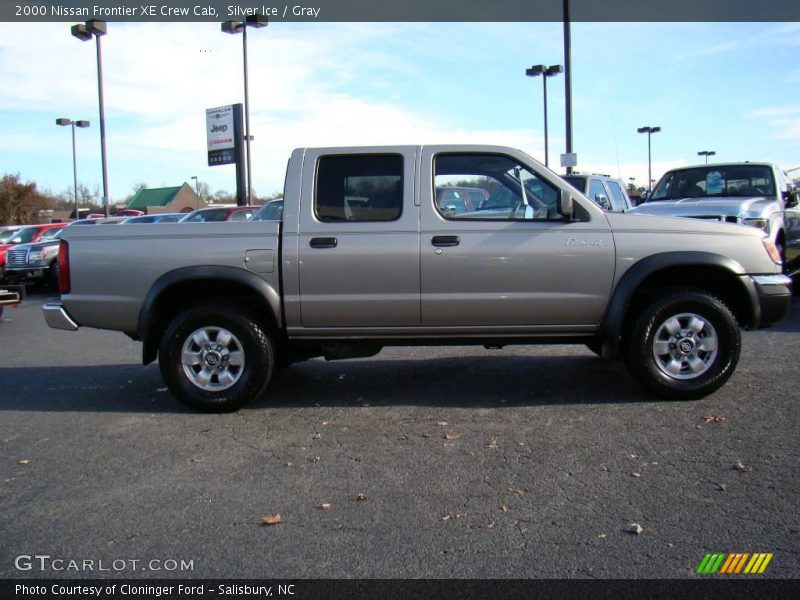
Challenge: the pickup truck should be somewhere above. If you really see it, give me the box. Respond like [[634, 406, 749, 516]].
[[43, 145, 793, 412], [630, 162, 800, 278]]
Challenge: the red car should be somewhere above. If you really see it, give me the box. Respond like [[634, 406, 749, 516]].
[[0, 223, 65, 281]]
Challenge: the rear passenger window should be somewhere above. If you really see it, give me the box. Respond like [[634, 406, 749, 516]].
[[315, 155, 403, 222]]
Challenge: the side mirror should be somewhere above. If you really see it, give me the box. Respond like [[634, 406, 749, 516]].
[[787, 190, 799, 208], [594, 193, 610, 210], [558, 188, 573, 220]]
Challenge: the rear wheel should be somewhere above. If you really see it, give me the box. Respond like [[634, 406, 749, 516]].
[[159, 303, 274, 412], [625, 289, 740, 400]]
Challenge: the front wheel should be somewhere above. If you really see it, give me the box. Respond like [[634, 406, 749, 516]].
[[625, 290, 740, 400], [159, 303, 274, 412]]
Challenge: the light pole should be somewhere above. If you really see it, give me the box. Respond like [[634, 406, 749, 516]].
[[637, 126, 661, 193], [562, 0, 574, 174], [525, 64, 563, 168], [698, 150, 716, 164], [56, 118, 90, 220], [222, 14, 268, 205], [71, 19, 109, 216], [190, 175, 200, 208]]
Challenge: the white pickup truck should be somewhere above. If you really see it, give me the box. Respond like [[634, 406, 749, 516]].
[[43, 145, 792, 411]]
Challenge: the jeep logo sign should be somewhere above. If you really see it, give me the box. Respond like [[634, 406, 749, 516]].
[[206, 105, 235, 152]]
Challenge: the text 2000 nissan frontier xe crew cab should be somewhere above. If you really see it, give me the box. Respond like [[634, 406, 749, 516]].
[[43, 145, 792, 412]]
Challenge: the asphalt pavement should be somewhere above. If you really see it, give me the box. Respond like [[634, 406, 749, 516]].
[[1, 292, 798, 579]]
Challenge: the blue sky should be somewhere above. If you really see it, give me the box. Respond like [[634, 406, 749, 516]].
[[0, 21, 798, 202]]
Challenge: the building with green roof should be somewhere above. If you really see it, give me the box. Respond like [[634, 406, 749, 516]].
[[126, 183, 202, 214]]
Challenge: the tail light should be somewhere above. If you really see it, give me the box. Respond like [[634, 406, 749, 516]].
[[58, 240, 70, 294]]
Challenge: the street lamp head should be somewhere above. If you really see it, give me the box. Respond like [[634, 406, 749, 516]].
[[70, 24, 92, 41], [86, 20, 106, 36], [651, 126, 661, 134], [75, 120, 90, 128], [245, 14, 268, 27], [545, 65, 564, 76], [56, 118, 72, 126], [637, 126, 649, 133], [221, 20, 243, 34], [525, 65, 545, 77]]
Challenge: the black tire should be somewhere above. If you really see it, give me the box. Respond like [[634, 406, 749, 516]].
[[625, 289, 740, 400], [158, 303, 274, 412]]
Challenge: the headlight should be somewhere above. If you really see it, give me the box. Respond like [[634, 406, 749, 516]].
[[743, 217, 769, 232], [27, 251, 42, 264]]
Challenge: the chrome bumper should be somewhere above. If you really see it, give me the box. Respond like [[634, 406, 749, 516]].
[[42, 302, 79, 331]]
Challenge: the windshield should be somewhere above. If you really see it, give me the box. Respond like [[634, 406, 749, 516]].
[[649, 165, 776, 201], [0, 229, 20, 243], [39, 227, 63, 240], [8, 226, 39, 244], [562, 176, 587, 193], [251, 201, 284, 221], [181, 208, 230, 222]]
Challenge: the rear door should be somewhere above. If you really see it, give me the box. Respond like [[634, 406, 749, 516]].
[[295, 148, 420, 328]]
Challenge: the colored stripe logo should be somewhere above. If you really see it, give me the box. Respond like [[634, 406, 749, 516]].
[[696, 553, 773, 574]]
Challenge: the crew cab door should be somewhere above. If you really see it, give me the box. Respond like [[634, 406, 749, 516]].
[[292, 148, 420, 328], [420, 147, 615, 328]]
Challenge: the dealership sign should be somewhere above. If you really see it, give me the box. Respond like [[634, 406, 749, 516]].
[[206, 105, 238, 166]]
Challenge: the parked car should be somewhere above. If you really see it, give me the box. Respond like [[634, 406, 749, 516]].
[[630, 163, 800, 277], [123, 213, 186, 224], [179, 206, 260, 223], [0, 223, 64, 281], [561, 173, 633, 212], [44, 144, 791, 412], [251, 200, 284, 221], [435, 187, 489, 216]]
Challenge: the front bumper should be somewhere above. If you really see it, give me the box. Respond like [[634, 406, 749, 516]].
[[42, 302, 79, 331], [4, 267, 46, 281], [750, 274, 793, 328]]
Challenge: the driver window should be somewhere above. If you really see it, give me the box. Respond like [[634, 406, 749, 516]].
[[433, 153, 561, 221]]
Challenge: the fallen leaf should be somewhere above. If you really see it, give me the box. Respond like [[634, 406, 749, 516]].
[[189, 458, 205, 464], [322, 421, 329, 426], [598, 534, 608, 540], [488, 439, 499, 449], [696, 425, 703, 430], [717, 483, 727, 491], [456, 513, 467, 519], [319, 503, 331, 510], [441, 515, 452, 521], [487, 522, 496, 529], [631, 472, 641, 478], [500, 505, 509, 512], [734, 460, 753, 473], [444, 433, 462, 441], [627, 522, 644, 535], [18, 459, 30, 465], [701, 415, 726, 423], [421, 433, 431, 438], [309, 456, 321, 463], [312, 432, 322, 440], [436, 421, 448, 427], [261, 514, 283, 526], [509, 488, 526, 495], [628, 454, 640, 459], [399, 435, 408, 441], [356, 493, 368, 501]]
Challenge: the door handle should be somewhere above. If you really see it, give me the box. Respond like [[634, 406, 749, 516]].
[[310, 237, 338, 249], [431, 235, 460, 247]]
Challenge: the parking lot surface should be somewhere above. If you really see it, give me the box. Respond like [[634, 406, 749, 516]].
[[1, 292, 798, 579]]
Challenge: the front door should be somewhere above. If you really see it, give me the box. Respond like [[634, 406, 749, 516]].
[[420, 147, 615, 328]]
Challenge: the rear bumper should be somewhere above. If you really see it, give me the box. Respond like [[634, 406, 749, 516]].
[[750, 274, 793, 328], [42, 302, 79, 331]]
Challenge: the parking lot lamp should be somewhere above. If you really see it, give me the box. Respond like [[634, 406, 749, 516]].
[[637, 126, 661, 193], [698, 150, 716, 164], [222, 14, 268, 205], [71, 19, 109, 217], [526, 64, 563, 167], [56, 118, 90, 220]]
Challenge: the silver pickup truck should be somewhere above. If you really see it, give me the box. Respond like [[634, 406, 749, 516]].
[[43, 145, 792, 412]]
